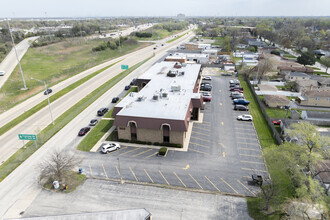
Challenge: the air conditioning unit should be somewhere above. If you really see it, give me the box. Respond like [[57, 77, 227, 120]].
[[153, 95, 159, 100]]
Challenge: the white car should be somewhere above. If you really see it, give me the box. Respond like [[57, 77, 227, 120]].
[[202, 76, 212, 80], [0, 71, 5, 76], [101, 142, 121, 154], [237, 114, 253, 121]]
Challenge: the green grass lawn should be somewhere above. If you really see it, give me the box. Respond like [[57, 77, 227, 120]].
[[166, 33, 187, 43], [0, 38, 148, 113], [133, 28, 183, 41], [239, 75, 276, 147]]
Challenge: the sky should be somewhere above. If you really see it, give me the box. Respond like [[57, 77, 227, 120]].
[[0, 0, 330, 18]]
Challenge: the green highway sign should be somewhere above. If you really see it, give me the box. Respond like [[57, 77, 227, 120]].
[[18, 134, 37, 141], [121, 64, 129, 70]]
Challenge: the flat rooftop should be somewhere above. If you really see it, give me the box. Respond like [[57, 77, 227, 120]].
[[116, 62, 201, 121]]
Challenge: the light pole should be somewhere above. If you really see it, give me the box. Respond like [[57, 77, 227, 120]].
[[6, 18, 27, 90], [31, 77, 54, 125]]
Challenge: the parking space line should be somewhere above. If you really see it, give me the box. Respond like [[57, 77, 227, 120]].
[[221, 122, 224, 125], [240, 154, 262, 158], [220, 178, 239, 194], [241, 168, 268, 173], [159, 170, 170, 185], [145, 152, 158, 159], [235, 128, 255, 131], [192, 131, 210, 137], [102, 164, 108, 179], [129, 167, 139, 182], [89, 163, 93, 177], [173, 172, 186, 188], [190, 142, 210, 148], [205, 176, 221, 192], [241, 160, 265, 165], [190, 148, 210, 155], [190, 136, 211, 142], [237, 137, 258, 140], [144, 169, 154, 183], [236, 132, 258, 136], [237, 142, 259, 146], [132, 149, 153, 157], [193, 126, 210, 132], [115, 146, 128, 152], [115, 166, 121, 176], [237, 180, 256, 196], [219, 103, 222, 106], [189, 174, 203, 189], [238, 148, 261, 152], [118, 147, 140, 156]]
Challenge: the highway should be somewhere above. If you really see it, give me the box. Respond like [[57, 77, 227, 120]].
[[0, 29, 191, 164], [0, 29, 194, 219], [0, 36, 38, 89]]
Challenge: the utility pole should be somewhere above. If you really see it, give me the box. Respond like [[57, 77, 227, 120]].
[[6, 18, 27, 90], [45, 12, 51, 41]]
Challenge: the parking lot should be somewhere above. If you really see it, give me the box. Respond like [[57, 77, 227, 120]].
[[79, 71, 268, 197]]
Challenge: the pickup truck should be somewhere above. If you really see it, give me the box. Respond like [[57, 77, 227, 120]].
[[233, 98, 250, 105]]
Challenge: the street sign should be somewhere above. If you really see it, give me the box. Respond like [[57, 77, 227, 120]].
[[18, 134, 37, 141], [121, 65, 129, 70]]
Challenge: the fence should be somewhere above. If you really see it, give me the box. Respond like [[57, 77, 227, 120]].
[[244, 75, 283, 145]]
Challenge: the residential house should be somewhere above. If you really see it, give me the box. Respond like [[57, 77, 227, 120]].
[[285, 72, 310, 82], [299, 90, 330, 107], [278, 65, 314, 75], [264, 95, 290, 108], [316, 77, 330, 90], [296, 79, 318, 92]]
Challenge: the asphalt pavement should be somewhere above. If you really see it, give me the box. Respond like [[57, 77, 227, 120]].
[[78, 72, 268, 197]]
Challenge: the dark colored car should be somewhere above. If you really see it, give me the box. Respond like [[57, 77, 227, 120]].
[[112, 97, 119, 103], [233, 99, 250, 105], [130, 78, 137, 85], [203, 96, 211, 102], [44, 88, 52, 95], [200, 85, 212, 91], [234, 104, 249, 111], [230, 87, 243, 92], [97, 107, 108, 116], [272, 119, 282, 125], [125, 85, 131, 90], [89, 119, 98, 126], [78, 127, 90, 136]]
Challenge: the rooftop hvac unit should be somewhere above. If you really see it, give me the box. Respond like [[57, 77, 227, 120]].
[[153, 94, 159, 100], [167, 70, 178, 77], [137, 96, 143, 101], [162, 92, 168, 98], [171, 84, 181, 92]]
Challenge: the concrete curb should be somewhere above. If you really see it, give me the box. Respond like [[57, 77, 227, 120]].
[[90, 124, 116, 152]]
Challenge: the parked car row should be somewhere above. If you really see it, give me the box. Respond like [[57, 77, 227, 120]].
[[229, 80, 250, 112]]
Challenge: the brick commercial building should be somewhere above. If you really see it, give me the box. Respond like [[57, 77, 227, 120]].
[[112, 62, 203, 147]]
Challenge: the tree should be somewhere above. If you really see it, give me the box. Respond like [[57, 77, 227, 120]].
[[297, 52, 316, 66], [256, 57, 274, 84], [39, 150, 81, 184], [257, 177, 275, 211], [320, 56, 330, 73]]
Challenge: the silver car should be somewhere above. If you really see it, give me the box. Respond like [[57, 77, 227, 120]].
[[101, 142, 121, 154]]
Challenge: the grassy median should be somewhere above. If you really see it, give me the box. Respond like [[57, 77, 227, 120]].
[[166, 32, 187, 43], [0, 57, 152, 182]]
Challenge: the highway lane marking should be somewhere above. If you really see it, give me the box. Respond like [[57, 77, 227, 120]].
[[173, 172, 186, 188], [220, 178, 239, 194], [241, 168, 268, 173], [190, 142, 210, 148], [102, 164, 109, 179], [145, 152, 158, 159], [189, 174, 203, 189], [190, 148, 210, 155], [205, 176, 221, 192], [190, 136, 211, 142], [115, 166, 121, 177], [144, 169, 154, 183], [192, 131, 210, 137], [159, 170, 170, 185], [240, 160, 265, 165], [129, 167, 139, 182], [132, 149, 153, 157], [237, 180, 256, 196], [118, 147, 140, 156], [89, 163, 93, 177], [193, 126, 210, 132]]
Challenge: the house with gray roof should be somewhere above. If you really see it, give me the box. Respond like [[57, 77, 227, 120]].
[[299, 90, 330, 108], [285, 72, 310, 82]]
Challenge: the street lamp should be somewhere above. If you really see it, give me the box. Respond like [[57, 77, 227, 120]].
[[6, 18, 27, 90], [31, 77, 54, 125]]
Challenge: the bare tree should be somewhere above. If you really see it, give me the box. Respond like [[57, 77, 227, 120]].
[[39, 150, 81, 184], [257, 57, 274, 84], [257, 176, 275, 211]]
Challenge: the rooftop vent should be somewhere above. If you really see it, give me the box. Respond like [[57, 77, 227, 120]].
[[137, 96, 144, 102], [153, 94, 159, 100], [167, 70, 178, 77], [171, 82, 181, 92], [174, 62, 182, 69]]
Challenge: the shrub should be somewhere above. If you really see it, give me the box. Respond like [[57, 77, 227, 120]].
[[118, 139, 129, 142], [147, 142, 152, 145], [270, 50, 281, 56], [159, 147, 167, 156], [135, 32, 152, 38]]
